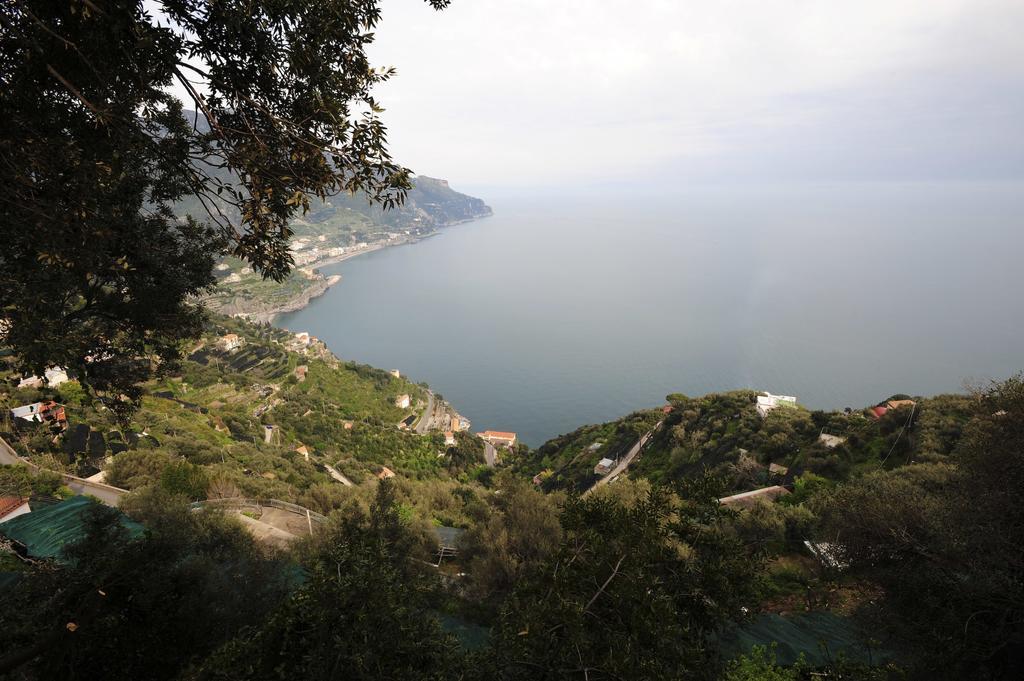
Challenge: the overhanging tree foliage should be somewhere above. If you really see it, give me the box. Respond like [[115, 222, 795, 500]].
[[0, 0, 448, 415]]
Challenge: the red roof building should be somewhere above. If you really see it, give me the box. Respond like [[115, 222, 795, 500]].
[[0, 496, 31, 523], [480, 431, 517, 448]]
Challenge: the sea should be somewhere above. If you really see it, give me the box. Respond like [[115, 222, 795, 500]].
[[277, 182, 1024, 447]]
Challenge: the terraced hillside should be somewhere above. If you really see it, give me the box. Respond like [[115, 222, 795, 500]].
[[0, 316, 488, 515]]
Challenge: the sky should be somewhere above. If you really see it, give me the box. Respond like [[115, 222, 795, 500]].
[[365, 0, 1024, 193]]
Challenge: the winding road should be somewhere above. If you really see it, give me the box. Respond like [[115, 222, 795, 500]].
[[415, 390, 436, 435], [583, 420, 663, 496]]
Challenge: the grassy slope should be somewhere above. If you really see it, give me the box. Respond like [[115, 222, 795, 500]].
[[0, 316, 489, 513]]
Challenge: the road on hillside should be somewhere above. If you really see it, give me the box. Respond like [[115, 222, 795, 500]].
[[584, 420, 664, 496], [415, 390, 436, 435], [0, 434, 127, 506], [324, 463, 354, 486]]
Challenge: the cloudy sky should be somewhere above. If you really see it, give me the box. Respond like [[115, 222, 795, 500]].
[[366, 0, 1024, 192]]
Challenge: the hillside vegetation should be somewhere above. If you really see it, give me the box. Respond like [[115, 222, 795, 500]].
[[0, 316, 488, 518], [519, 389, 976, 494]]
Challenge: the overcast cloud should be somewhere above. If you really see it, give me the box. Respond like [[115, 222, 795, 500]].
[[366, 0, 1024, 191]]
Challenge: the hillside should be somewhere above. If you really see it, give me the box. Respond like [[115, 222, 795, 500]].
[[517, 389, 976, 494], [197, 176, 492, 320], [0, 316, 488, 517]]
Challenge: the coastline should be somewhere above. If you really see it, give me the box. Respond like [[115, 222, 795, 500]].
[[227, 211, 493, 325]]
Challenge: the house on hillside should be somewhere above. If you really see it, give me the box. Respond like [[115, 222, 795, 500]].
[[594, 458, 616, 476], [44, 367, 69, 387], [756, 392, 798, 418], [869, 399, 917, 420], [220, 333, 243, 351], [17, 375, 44, 389], [390, 369, 401, 378], [480, 431, 517, 448], [294, 365, 308, 382], [394, 394, 411, 409], [444, 431, 456, 447], [818, 433, 846, 449], [10, 401, 66, 427], [0, 497, 31, 523]]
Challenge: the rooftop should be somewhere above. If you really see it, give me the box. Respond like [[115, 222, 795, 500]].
[[481, 430, 516, 440]]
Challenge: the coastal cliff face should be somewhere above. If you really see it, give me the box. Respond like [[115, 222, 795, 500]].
[[320, 175, 492, 234], [200, 177, 491, 319]]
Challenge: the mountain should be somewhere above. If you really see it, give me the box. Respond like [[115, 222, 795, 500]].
[[198, 175, 492, 320]]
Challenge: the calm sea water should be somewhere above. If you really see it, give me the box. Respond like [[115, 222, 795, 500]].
[[278, 183, 1024, 447]]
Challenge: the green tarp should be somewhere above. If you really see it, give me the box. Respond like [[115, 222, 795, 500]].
[[719, 612, 894, 667], [0, 495, 143, 562]]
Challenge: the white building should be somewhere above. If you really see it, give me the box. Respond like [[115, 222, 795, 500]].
[[818, 433, 847, 449], [594, 458, 616, 475], [221, 334, 243, 351], [390, 369, 401, 378], [17, 375, 44, 389], [44, 367, 69, 387], [395, 394, 411, 409], [756, 392, 798, 418]]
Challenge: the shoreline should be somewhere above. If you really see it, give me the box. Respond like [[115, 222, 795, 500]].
[[237, 211, 493, 325]]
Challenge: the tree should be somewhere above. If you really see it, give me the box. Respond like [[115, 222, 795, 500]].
[[821, 375, 1024, 679], [0, 490, 293, 680], [488, 477, 762, 680], [195, 480, 465, 681], [459, 475, 563, 605], [0, 0, 449, 416]]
